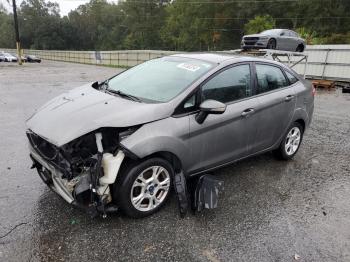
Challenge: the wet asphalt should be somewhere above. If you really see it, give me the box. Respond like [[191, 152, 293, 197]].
[[0, 60, 349, 262]]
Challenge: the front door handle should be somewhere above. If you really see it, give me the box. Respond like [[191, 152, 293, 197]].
[[241, 108, 255, 117], [285, 95, 295, 102]]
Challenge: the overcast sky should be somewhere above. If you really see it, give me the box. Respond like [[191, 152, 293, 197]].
[[56, 0, 90, 16], [1, 0, 118, 16]]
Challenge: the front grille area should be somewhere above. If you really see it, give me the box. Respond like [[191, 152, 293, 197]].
[[244, 37, 259, 41], [27, 130, 72, 179], [243, 37, 259, 45], [27, 131, 58, 160]]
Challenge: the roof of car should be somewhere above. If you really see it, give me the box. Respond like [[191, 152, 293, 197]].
[[170, 53, 241, 64], [170, 52, 281, 65]]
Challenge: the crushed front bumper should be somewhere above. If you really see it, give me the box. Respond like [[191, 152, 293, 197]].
[[29, 144, 75, 204]]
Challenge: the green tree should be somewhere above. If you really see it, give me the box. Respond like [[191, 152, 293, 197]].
[[244, 15, 275, 35], [161, 0, 217, 51], [119, 0, 169, 50], [0, 6, 15, 48]]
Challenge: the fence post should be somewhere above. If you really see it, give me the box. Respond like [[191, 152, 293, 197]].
[[322, 49, 330, 79]]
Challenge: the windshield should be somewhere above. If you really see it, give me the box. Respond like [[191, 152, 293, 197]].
[[260, 29, 282, 36], [107, 57, 214, 102]]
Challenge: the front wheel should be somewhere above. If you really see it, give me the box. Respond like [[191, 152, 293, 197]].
[[114, 158, 173, 218], [296, 44, 305, 52], [267, 39, 276, 49], [274, 122, 304, 160]]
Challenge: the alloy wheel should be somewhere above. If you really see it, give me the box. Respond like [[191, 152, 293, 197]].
[[285, 127, 301, 156], [130, 165, 171, 212]]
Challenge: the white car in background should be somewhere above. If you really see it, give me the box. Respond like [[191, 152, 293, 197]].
[[0, 52, 18, 62], [241, 29, 306, 52]]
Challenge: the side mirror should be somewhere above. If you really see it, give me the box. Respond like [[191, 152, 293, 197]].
[[195, 100, 226, 124]]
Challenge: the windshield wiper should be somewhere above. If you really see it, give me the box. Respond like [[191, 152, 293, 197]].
[[106, 89, 142, 102]]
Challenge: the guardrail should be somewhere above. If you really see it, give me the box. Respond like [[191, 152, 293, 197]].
[[1, 45, 350, 81]]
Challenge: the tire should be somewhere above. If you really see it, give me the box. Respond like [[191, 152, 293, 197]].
[[274, 122, 304, 160], [114, 157, 173, 218], [342, 87, 350, 93], [296, 44, 304, 52], [267, 39, 276, 50]]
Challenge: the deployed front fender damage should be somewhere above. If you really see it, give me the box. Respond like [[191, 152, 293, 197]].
[[28, 128, 128, 217]]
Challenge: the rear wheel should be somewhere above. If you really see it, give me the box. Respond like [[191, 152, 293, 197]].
[[296, 44, 305, 52], [274, 122, 304, 160], [267, 39, 276, 49], [114, 158, 173, 218]]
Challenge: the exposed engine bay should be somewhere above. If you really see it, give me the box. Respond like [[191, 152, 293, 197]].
[[27, 127, 137, 217]]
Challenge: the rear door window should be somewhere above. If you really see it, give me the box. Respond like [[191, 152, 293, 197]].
[[255, 64, 289, 94]]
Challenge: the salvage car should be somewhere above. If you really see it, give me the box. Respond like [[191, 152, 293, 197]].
[[241, 29, 306, 52], [27, 54, 314, 218]]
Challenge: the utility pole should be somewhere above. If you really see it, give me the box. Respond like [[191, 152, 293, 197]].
[[12, 0, 22, 65]]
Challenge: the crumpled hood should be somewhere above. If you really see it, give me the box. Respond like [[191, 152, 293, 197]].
[[26, 83, 172, 146]]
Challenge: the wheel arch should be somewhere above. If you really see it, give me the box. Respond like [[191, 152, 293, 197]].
[[267, 38, 277, 49], [142, 151, 183, 173], [296, 43, 305, 52], [294, 118, 305, 131]]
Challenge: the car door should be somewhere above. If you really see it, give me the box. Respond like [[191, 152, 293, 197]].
[[251, 63, 296, 153], [289, 30, 300, 51], [275, 30, 287, 50], [186, 63, 260, 173]]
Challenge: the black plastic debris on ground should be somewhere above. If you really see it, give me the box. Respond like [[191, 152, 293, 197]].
[[174, 172, 224, 217]]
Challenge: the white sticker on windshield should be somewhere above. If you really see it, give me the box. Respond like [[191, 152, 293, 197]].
[[177, 63, 201, 72]]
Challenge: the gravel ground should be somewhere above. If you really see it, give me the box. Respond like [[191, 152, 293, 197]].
[[0, 60, 349, 262]]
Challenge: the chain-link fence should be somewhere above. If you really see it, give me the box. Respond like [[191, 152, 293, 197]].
[[1, 49, 178, 67]]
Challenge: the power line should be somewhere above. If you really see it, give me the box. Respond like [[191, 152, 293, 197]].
[[199, 16, 350, 20], [119, 0, 300, 3]]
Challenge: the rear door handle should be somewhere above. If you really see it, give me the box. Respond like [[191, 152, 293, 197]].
[[285, 95, 295, 102], [241, 108, 255, 117]]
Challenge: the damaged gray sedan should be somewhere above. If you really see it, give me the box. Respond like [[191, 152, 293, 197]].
[[27, 53, 314, 218]]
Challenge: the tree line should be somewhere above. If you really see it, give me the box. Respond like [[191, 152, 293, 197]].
[[1, 0, 350, 51]]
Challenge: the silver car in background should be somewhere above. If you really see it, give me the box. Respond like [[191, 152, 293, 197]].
[[241, 29, 306, 52], [0, 52, 18, 62], [27, 54, 314, 218]]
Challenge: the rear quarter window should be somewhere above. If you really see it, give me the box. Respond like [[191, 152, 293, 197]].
[[285, 71, 299, 85]]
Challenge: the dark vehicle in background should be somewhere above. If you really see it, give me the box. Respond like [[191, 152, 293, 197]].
[[241, 29, 306, 52], [25, 55, 41, 63], [27, 54, 314, 218], [0, 53, 4, 62]]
